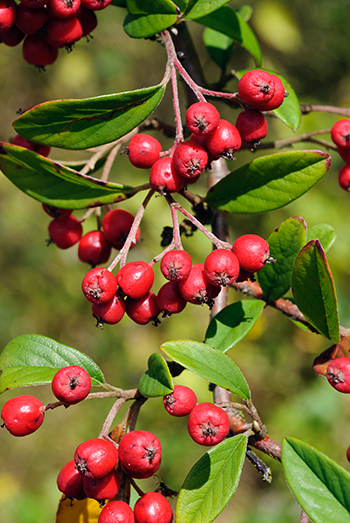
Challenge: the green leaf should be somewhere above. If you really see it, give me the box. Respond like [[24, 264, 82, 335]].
[[184, 0, 231, 20], [123, 12, 178, 38], [176, 435, 247, 523], [282, 438, 350, 523], [160, 340, 250, 400], [0, 142, 138, 209], [203, 28, 233, 70], [13, 85, 165, 150], [237, 4, 253, 22], [0, 335, 104, 393], [138, 353, 174, 397], [126, 0, 178, 15], [112, 0, 126, 6], [194, 6, 262, 66], [206, 150, 331, 213], [307, 224, 336, 252], [292, 240, 340, 343], [205, 300, 264, 352], [258, 216, 307, 301]]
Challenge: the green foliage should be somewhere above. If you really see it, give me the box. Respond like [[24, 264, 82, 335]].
[[203, 28, 234, 70], [307, 224, 336, 252], [138, 353, 174, 396]]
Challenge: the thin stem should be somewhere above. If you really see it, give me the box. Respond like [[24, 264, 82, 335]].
[[99, 397, 126, 438], [170, 204, 183, 249], [101, 143, 123, 182], [129, 477, 145, 497], [300, 104, 350, 117], [246, 448, 272, 482], [170, 65, 184, 146], [259, 129, 335, 151], [150, 240, 176, 266]]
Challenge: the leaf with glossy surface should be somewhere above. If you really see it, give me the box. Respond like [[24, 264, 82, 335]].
[[307, 223, 336, 252], [258, 216, 307, 301], [282, 438, 350, 523], [203, 28, 233, 70], [126, 0, 178, 14], [160, 340, 250, 399], [205, 300, 264, 352], [206, 150, 331, 213], [138, 353, 174, 397], [176, 435, 247, 523], [184, 0, 230, 20], [13, 85, 165, 150], [0, 142, 138, 209], [292, 240, 339, 343], [0, 335, 104, 393], [123, 12, 178, 38]]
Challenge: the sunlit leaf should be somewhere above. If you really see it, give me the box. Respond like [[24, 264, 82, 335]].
[[184, 0, 231, 20], [126, 0, 178, 15], [138, 353, 174, 397], [123, 12, 178, 38], [307, 224, 336, 252]]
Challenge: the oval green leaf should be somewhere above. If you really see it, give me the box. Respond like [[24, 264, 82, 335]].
[[307, 223, 336, 252], [258, 216, 307, 301], [184, 0, 231, 20], [126, 0, 178, 15], [0, 334, 105, 393], [160, 340, 250, 400], [206, 150, 331, 213], [203, 28, 233, 70], [205, 300, 264, 352], [123, 12, 178, 38], [282, 437, 350, 523], [292, 239, 340, 343], [13, 85, 165, 150], [138, 353, 174, 397], [0, 142, 138, 209], [176, 434, 247, 523]]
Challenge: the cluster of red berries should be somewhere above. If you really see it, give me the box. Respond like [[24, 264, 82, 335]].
[[330, 120, 350, 192], [0, 0, 108, 68]]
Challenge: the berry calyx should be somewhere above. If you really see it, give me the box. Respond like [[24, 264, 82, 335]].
[[82, 267, 117, 305], [51, 365, 91, 405], [185, 102, 220, 136], [116, 261, 154, 300], [74, 438, 119, 478], [231, 234, 270, 273], [172, 140, 208, 179], [256, 74, 286, 111], [102, 209, 140, 250], [134, 492, 173, 523], [92, 292, 126, 326], [204, 249, 240, 287], [178, 263, 220, 306], [160, 250, 192, 281], [83, 469, 119, 501], [128, 134, 162, 169], [126, 291, 160, 325], [78, 230, 112, 266], [48, 215, 83, 249], [98, 500, 135, 523], [118, 430, 161, 479], [326, 358, 350, 393], [205, 119, 242, 160], [57, 459, 86, 500], [238, 70, 275, 107], [1, 395, 44, 437], [188, 402, 230, 446], [163, 385, 197, 417], [338, 164, 350, 192], [235, 109, 268, 148], [331, 120, 350, 149], [149, 157, 185, 195]]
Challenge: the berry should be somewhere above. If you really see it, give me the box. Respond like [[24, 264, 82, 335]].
[[99, 500, 135, 523], [0, 25, 25, 47], [116, 261, 154, 300], [347, 446, 350, 464], [163, 385, 197, 417], [118, 430, 161, 479], [57, 459, 86, 500], [77, 6, 98, 36], [156, 281, 187, 315], [48, 0, 81, 19], [102, 209, 140, 250], [15, 5, 49, 36], [149, 157, 185, 195], [331, 120, 350, 149], [238, 70, 275, 108], [47, 17, 83, 48], [42, 204, 72, 218], [92, 292, 126, 326], [337, 146, 350, 163], [256, 75, 286, 111], [338, 165, 350, 191], [82, 267, 117, 305], [20, 0, 48, 7], [185, 102, 220, 136], [1, 395, 44, 437], [235, 109, 268, 147], [48, 215, 83, 249], [128, 134, 162, 169], [205, 119, 242, 160], [326, 358, 350, 393], [188, 402, 230, 446], [0, 0, 16, 33], [22, 34, 58, 67], [83, 469, 119, 501], [231, 234, 270, 273], [178, 263, 220, 306], [204, 249, 240, 287], [78, 230, 112, 266], [51, 365, 91, 405], [80, 0, 114, 10], [13, 135, 51, 157], [74, 438, 119, 478], [160, 250, 192, 281], [126, 291, 160, 325], [172, 140, 208, 179], [134, 492, 173, 523]]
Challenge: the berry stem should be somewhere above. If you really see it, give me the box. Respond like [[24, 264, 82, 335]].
[[246, 448, 272, 482], [300, 104, 350, 117], [129, 477, 146, 497], [150, 240, 176, 266], [170, 65, 184, 146], [259, 129, 336, 151], [99, 397, 126, 438]]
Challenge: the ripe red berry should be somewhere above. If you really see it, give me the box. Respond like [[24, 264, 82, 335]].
[[118, 430, 161, 479], [172, 140, 208, 179], [128, 134, 162, 169], [163, 385, 197, 417], [204, 249, 240, 287], [156, 281, 187, 315], [235, 109, 268, 147], [57, 459, 86, 500], [185, 102, 220, 136], [238, 70, 275, 108], [52, 365, 91, 405], [80, 0, 114, 10], [149, 157, 185, 195], [99, 500, 135, 523], [83, 469, 119, 501], [0, 25, 25, 47], [22, 34, 58, 67], [160, 250, 192, 281], [337, 146, 350, 163], [331, 120, 350, 149], [1, 395, 44, 437], [48, 215, 83, 249], [134, 492, 173, 523], [188, 402, 230, 446], [15, 4, 49, 35], [82, 267, 117, 304], [48, 0, 81, 19], [13, 135, 51, 157], [338, 165, 350, 192], [20, 0, 48, 7], [256, 75, 286, 111], [116, 261, 154, 300], [102, 209, 140, 250], [326, 358, 350, 393], [205, 119, 242, 160], [178, 263, 220, 306], [92, 292, 126, 326], [347, 445, 350, 464], [77, 6, 98, 36], [78, 230, 112, 266], [231, 234, 270, 273], [126, 291, 160, 325], [47, 17, 83, 48], [0, 0, 16, 33], [74, 438, 119, 478]]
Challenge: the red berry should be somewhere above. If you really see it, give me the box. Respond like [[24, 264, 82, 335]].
[[47, 17, 83, 47], [188, 402, 230, 446], [13, 135, 51, 157], [118, 430, 161, 479], [80, 0, 113, 10], [231, 234, 270, 273], [102, 209, 140, 250], [337, 146, 350, 163], [185, 102, 220, 136], [163, 385, 197, 417], [149, 157, 185, 195], [76, 6, 97, 36], [22, 34, 58, 67], [20, 0, 48, 7], [78, 230, 112, 266], [126, 291, 160, 325], [116, 261, 154, 300], [42, 204, 72, 218], [74, 438, 119, 478], [347, 446, 350, 464], [52, 365, 91, 405], [172, 140, 208, 179], [156, 281, 187, 315], [15, 4, 49, 35], [57, 459, 86, 500], [331, 120, 350, 149], [134, 492, 173, 523], [178, 263, 220, 306], [92, 292, 126, 326], [204, 249, 240, 287], [83, 469, 119, 501], [205, 119, 242, 160], [82, 267, 117, 305], [160, 250, 192, 281], [238, 70, 275, 108], [0, 25, 25, 47], [48, 0, 81, 19], [256, 75, 286, 111], [235, 109, 268, 146], [128, 134, 162, 169], [99, 500, 135, 523], [338, 165, 350, 192], [0, 0, 16, 33], [1, 395, 44, 437], [326, 358, 350, 393]]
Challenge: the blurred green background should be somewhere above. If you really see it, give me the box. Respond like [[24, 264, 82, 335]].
[[1, 1, 350, 522]]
